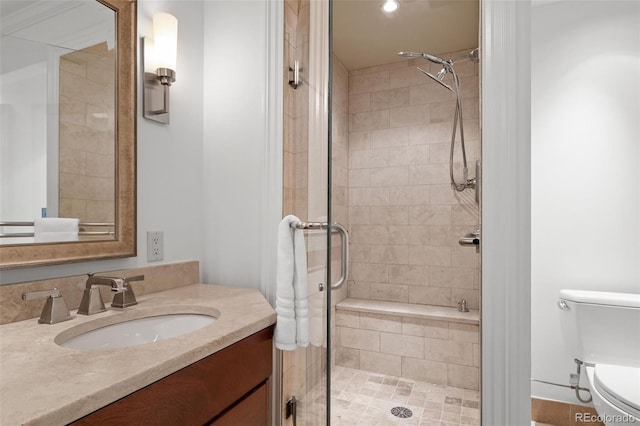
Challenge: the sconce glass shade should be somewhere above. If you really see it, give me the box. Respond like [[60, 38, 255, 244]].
[[382, 0, 399, 13], [152, 12, 177, 84]]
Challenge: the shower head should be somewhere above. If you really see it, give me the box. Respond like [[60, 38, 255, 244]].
[[417, 66, 453, 92], [397, 51, 446, 65]]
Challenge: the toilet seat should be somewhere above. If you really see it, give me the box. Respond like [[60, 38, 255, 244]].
[[593, 364, 640, 420]]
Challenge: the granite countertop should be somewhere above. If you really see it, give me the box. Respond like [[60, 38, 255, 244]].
[[0, 284, 276, 426]]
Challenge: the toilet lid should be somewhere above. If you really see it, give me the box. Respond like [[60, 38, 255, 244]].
[[594, 364, 640, 414]]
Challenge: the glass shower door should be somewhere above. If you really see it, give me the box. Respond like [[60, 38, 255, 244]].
[[281, 0, 331, 424]]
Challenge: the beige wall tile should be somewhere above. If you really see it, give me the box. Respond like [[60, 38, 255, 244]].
[[360, 350, 402, 377], [388, 264, 429, 285], [360, 312, 402, 333], [409, 164, 450, 185], [370, 283, 409, 303], [350, 262, 388, 282], [409, 83, 455, 105], [349, 148, 389, 169], [369, 127, 410, 149], [402, 357, 448, 385], [349, 187, 390, 207], [409, 246, 452, 266], [336, 311, 360, 328], [389, 67, 427, 89], [409, 205, 452, 226], [409, 286, 452, 306], [370, 166, 409, 186], [430, 267, 477, 289], [371, 87, 410, 110], [429, 100, 457, 123], [349, 93, 371, 114], [389, 145, 431, 166], [348, 280, 371, 299], [349, 131, 371, 151], [448, 365, 479, 390], [350, 225, 389, 244], [350, 244, 371, 263], [389, 185, 430, 206], [340, 327, 380, 352], [370, 206, 409, 225], [390, 105, 429, 128], [351, 110, 390, 132], [472, 343, 480, 367], [350, 71, 390, 94], [409, 122, 452, 145], [402, 317, 449, 340], [381, 333, 424, 358], [348, 169, 370, 188], [370, 245, 409, 265], [336, 346, 360, 369], [451, 204, 479, 226], [389, 225, 430, 245]]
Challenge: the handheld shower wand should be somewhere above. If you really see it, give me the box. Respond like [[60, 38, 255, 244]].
[[397, 51, 447, 65], [397, 49, 478, 193]]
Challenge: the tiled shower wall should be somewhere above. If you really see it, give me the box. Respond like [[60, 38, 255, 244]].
[[59, 43, 115, 225], [345, 54, 481, 310]]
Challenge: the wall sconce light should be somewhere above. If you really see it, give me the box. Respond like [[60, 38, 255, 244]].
[[382, 0, 399, 13], [142, 12, 178, 124]]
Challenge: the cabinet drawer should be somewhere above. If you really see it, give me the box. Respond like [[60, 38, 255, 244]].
[[71, 326, 273, 425], [210, 381, 269, 425]]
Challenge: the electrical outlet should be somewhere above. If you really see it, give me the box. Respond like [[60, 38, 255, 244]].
[[147, 231, 164, 262]]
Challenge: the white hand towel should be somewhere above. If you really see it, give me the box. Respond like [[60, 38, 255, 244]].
[[34, 217, 79, 242], [274, 215, 309, 350]]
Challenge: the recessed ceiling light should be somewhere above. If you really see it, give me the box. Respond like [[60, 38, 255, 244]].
[[382, 0, 399, 13]]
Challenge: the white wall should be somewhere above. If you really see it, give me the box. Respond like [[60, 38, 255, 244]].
[[0, 0, 205, 285], [531, 0, 640, 404], [201, 0, 278, 290]]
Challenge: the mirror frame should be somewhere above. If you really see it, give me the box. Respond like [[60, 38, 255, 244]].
[[0, 0, 137, 270]]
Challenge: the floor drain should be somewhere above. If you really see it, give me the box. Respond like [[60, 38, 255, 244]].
[[390, 406, 413, 418]]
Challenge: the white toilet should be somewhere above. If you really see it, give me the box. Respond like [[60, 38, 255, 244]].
[[558, 289, 640, 426]]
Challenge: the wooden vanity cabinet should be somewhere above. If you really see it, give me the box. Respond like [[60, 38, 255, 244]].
[[71, 326, 274, 426]]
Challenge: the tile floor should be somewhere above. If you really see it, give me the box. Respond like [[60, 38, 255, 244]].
[[330, 366, 481, 426]]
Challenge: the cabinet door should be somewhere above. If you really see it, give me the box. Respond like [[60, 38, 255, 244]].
[[71, 327, 273, 425], [209, 381, 269, 426]]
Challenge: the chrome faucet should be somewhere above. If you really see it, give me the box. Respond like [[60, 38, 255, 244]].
[[78, 274, 144, 315]]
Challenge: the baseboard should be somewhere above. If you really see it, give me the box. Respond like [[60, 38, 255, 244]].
[[531, 397, 604, 426]]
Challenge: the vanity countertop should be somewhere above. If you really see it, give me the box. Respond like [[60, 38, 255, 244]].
[[0, 284, 276, 426]]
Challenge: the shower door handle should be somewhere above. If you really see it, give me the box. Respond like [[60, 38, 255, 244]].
[[330, 222, 349, 290], [290, 221, 349, 290]]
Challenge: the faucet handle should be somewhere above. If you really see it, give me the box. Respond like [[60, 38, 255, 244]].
[[22, 288, 73, 324], [112, 275, 143, 308]]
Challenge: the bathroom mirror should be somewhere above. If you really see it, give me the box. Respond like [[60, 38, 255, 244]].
[[0, 0, 136, 269]]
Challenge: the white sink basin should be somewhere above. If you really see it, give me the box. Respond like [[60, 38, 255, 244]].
[[58, 314, 216, 351]]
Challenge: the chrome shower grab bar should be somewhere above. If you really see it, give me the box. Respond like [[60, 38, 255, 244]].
[[330, 223, 349, 290], [290, 221, 350, 290]]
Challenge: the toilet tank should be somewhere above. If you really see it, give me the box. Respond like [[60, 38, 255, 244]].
[[558, 289, 640, 368]]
